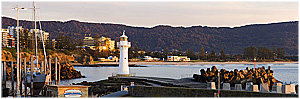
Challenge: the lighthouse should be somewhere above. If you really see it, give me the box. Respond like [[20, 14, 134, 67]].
[[117, 30, 131, 77]]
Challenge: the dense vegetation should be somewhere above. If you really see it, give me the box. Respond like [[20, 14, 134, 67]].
[[2, 17, 298, 55]]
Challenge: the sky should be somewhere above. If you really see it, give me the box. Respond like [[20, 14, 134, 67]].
[[1, 1, 299, 27]]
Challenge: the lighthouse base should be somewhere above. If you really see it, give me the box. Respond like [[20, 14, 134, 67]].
[[116, 74, 131, 77]]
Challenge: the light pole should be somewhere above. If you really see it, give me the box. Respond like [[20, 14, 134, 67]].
[[12, 5, 27, 97], [218, 72, 220, 98], [254, 57, 256, 68]]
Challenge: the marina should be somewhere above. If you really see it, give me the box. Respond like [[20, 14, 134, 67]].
[[1, 1, 299, 98]]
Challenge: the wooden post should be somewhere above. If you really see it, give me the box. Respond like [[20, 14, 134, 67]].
[[55, 57, 57, 85], [41, 61, 44, 73], [44, 58, 47, 74], [58, 62, 61, 85], [3, 62, 6, 89], [24, 58, 27, 97], [11, 61, 15, 97], [30, 56, 33, 97], [49, 58, 51, 85], [17, 54, 20, 97], [19, 56, 22, 96]]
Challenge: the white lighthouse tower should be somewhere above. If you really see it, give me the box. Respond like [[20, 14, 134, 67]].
[[117, 30, 131, 77]]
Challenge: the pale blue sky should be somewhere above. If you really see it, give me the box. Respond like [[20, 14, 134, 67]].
[[1, 1, 298, 27]]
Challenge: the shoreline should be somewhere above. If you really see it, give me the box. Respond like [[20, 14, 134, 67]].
[[71, 61, 298, 66]]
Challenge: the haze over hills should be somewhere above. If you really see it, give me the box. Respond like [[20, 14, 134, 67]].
[[1, 16, 298, 55]]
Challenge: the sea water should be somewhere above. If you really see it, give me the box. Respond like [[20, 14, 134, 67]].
[[60, 63, 298, 85]]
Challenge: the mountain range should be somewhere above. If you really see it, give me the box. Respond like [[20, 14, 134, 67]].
[[1, 17, 298, 55]]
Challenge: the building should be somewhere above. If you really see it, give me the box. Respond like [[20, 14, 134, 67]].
[[51, 39, 57, 49], [1, 29, 9, 47], [2, 26, 50, 48], [45, 85, 90, 97], [98, 36, 115, 51], [142, 56, 160, 61], [97, 56, 118, 62], [29, 29, 50, 43], [82, 35, 115, 51], [167, 56, 190, 61], [5, 26, 23, 48], [83, 36, 94, 46]]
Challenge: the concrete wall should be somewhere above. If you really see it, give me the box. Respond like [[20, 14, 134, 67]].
[[129, 85, 298, 97]]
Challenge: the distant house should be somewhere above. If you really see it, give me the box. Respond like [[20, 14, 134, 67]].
[[98, 56, 118, 62], [142, 56, 160, 61], [108, 56, 118, 61], [167, 56, 190, 62]]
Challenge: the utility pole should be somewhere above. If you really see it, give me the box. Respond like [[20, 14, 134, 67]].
[[49, 57, 51, 85], [55, 57, 57, 85], [13, 5, 27, 97]]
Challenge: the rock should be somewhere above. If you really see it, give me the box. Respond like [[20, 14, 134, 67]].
[[193, 66, 283, 90]]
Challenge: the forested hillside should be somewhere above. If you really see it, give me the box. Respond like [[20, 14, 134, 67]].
[[2, 17, 298, 55]]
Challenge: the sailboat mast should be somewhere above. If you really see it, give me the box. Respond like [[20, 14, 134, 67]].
[[16, 5, 21, 97], [34, 2, 38, 65]]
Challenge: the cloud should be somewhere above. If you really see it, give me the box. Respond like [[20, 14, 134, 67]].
[[1, 2, 298, 27]]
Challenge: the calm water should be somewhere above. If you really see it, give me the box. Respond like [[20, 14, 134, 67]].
[[61, 63, 299, 85]]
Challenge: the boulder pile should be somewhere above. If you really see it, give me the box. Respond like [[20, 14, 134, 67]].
[[193, 66, 280, 90], [49, 63, 85, 79]]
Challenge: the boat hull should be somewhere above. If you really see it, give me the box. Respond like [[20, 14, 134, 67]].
[[26, 73, 46, 95]]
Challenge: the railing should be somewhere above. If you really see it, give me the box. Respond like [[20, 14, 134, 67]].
[[117, 42, 131, 47], [180, 74, 193, 78], [111, 72, 136, 77]]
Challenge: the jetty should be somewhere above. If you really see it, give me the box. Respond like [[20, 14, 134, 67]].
[[72, 74, 298, 97]]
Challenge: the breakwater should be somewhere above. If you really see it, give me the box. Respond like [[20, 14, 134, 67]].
[[193, 66, 280, 90], [129, 85, 298, 97], [74, 76, 298, 97]]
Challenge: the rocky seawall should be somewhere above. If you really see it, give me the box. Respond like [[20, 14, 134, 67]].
[[193, 66, 281, 90]]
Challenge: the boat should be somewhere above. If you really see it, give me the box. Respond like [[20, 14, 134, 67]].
[[25, 67, 47, 95], [23, 2, 49, 96]]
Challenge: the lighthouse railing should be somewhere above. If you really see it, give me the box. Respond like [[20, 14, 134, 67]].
[[128, 42, 131, 46]]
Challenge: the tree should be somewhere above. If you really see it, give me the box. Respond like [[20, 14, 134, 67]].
[[243, 46, 257, 59], [178, 46, 182, 55], [278, 48, 285, 59], [164, 47, 169, 55], [257, 46, 262, 59], [128, 47, 134, 59], [70, 38, 77, 50], [78, 39, 83, 47], [220, 48, 226, 60], [273, 46, 277, 59], [134, 45, 139, 51], [199, 45, 205, 60], [64, 35, 71, 50], [209, 49, 216, 61], [56, 34, 64, 49], [186, 48, 196, 59], [94, 34, 100, 50]]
